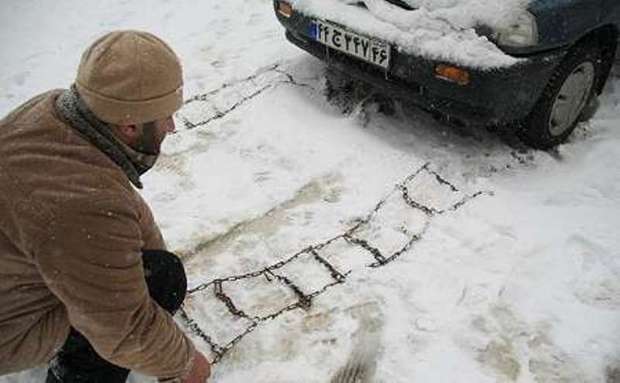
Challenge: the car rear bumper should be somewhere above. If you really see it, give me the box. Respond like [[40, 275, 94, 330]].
[[275, 4, 569, 125]]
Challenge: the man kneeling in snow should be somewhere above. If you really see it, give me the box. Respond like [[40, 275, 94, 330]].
[[0, 30, 211, 383]]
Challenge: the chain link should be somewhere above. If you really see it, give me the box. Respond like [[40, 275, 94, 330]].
[[311, 249, 347, 282]]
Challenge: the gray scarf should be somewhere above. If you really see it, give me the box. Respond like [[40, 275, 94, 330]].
[[55, 86, 159, 189]]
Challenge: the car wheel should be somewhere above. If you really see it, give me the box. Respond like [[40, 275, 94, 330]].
[[519, 43, 601, 149]]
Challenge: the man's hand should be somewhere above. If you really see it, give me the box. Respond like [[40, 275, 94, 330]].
[[182, 351, 211, 383]]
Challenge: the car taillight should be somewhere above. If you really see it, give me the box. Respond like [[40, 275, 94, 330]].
[[277, 1, 293, 18], [435, 65, 470, 86]]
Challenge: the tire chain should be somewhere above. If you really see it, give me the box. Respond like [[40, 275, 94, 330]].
[[176, 64, 316, 131], [180, 164, 492, 364]]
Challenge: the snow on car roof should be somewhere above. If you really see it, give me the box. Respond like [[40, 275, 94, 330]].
[[288, 0, 531, 69]]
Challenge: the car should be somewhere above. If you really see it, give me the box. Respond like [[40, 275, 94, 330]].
[[273, 0, 620, 148]]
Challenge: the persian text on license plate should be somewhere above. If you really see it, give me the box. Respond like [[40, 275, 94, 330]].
[[310, 20, 390, 69]]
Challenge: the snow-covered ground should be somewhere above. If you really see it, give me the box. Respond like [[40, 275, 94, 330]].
[[1, 1, 620, 382]]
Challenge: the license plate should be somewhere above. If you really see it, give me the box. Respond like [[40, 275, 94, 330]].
[[310, 20, 391, 69]]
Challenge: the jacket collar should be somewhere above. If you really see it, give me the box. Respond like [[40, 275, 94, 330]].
[[54, 86, 159, 189]]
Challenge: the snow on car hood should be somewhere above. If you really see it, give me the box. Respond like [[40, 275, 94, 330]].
[[288, 0, 532, 69]]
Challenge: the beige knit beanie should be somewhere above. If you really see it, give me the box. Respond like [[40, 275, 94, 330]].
[[75, 30, 183, 125]]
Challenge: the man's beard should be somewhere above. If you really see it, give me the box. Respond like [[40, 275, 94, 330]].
[[133, 121, 162, 155]]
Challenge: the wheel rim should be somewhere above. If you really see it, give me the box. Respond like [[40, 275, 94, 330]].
[[548, 61, 596, 137]]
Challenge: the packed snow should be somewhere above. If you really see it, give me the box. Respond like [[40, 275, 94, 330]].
[[1, 0, 620, 382], [288, 0, 530, 68]]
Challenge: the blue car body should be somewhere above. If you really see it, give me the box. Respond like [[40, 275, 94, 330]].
[[274, 0, 620, 128]]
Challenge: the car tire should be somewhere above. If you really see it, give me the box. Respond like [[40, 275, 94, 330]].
[[519, 43, 602, 149]]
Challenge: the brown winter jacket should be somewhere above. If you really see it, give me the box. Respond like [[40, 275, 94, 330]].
[[0, 91, 195, 380]]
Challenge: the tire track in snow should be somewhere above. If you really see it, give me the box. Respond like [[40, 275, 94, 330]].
[[179, 174, 342, 264]]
